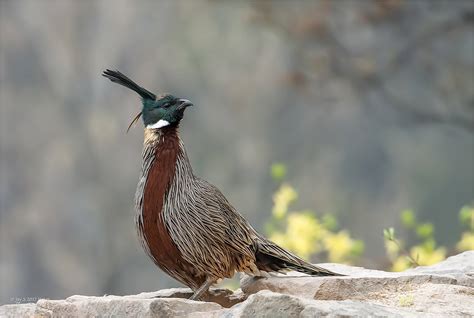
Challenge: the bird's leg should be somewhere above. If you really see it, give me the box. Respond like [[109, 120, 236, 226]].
[[189, 277, 215, 301]]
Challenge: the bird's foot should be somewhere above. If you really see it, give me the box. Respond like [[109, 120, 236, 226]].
[[189, 277, 215, 301]]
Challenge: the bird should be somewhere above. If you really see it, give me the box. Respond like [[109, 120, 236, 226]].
[[102, 69, 342, 300]]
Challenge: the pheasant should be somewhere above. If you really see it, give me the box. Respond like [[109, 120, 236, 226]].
[[102, 69, 342, 300]]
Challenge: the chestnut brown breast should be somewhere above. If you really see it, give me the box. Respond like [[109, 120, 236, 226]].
[[139, 127, 205, 289]]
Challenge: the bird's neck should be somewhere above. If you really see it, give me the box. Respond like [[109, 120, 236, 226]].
[[136, 124, 194, 235], [143, 125, 179, 147], [141, 126, 194, 193], [143, 125, 181, 150]]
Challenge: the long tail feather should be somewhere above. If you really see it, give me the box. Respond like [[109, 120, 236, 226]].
[[255, 237, 343, 276], [102, 69, 156, 100]]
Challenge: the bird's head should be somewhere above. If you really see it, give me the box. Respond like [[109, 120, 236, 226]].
[[142, 94, 193, 130], [102, 69, 193, 131]]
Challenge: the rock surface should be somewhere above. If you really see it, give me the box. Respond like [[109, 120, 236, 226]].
[[1, 251, 473, 317]]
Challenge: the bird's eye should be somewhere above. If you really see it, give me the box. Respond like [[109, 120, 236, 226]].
[[162, 102, 171, 108]]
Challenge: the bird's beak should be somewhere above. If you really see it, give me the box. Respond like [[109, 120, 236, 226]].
[[178, 99, 193, 109]]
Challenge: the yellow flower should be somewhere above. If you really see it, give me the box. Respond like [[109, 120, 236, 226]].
[[456, 232, 474, 251], [287, 213, 325, 259], [323, 231, 354, 263], [410, 246, 446, 266], [269, 232, 287, 248], [384, 240, 401, 260], [270, 212, 325, 260], [391, 256, 411, 272], [272, 184, 298, 219]]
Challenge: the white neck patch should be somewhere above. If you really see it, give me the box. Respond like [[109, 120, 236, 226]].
[[147, 119, 170, 129]]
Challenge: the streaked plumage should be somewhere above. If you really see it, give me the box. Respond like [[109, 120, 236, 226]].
[[103, 69, 342, 300]]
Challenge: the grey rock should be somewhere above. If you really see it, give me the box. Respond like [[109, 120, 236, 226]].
[[192, 291, 428, 318], [129, 287, 245, 308], [0, 303, 36, 318], [2, 252, 473, 317], [34, 295, 221, 318], [240, 251, 474, 317]]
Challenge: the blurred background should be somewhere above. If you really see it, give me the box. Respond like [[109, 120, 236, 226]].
[[1, 0, 473, 305]]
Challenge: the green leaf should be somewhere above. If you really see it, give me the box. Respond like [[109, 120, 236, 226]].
[[351, 240, 365, 256], [459, 205, 474, 228], [421, 238, 436, 251], [416, 223, 434, 239], [401, 209, 416, 228], [322, 214, 338, 231], [271, 163, 287, 181], [384, 227, 395, 240]]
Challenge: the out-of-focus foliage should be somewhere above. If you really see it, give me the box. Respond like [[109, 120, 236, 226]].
[[384, 206, 473, 271], [270, 163, 287, 183], [272, 183, 297, 220], [456, 205, 474, 251], [266, 164, 364, 264]]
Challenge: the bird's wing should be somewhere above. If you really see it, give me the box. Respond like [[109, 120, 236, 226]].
[[195, 177, 256, 252], [164, 177, 257, 277]]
